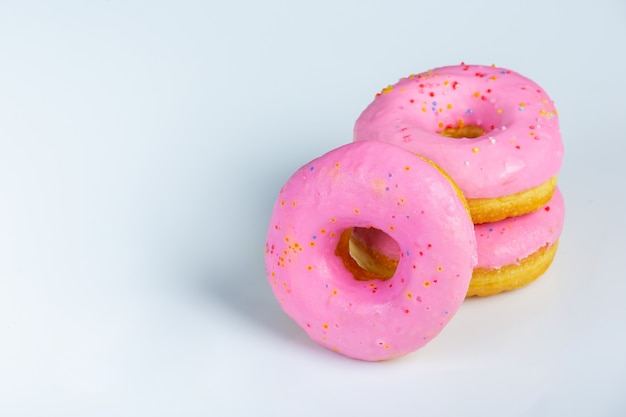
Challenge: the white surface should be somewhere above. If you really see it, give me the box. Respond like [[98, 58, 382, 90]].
[[1, 1, 625, 415]]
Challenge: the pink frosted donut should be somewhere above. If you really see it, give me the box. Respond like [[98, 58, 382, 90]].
[[265, 141, 477, 361], [354, 63, 564, 224], [350, 188, 565, 297], [468, 187, 565, 296]]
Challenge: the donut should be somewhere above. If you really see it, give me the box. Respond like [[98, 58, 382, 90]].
[[469, 187, 565, 296], [265, 141, 477, 361], [350, 188, 565, 297], [354, 63, 564, 224]]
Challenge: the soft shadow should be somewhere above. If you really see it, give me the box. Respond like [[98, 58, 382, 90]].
[[213, 268, 309, 341]]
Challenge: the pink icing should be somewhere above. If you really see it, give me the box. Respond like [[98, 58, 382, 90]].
[[475, 187, 564, 269], [354, 64, 564, 199], [352, 187, 565, 271], [265, 141, 477, 361]]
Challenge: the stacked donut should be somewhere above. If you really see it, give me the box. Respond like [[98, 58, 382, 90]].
[[265, 63, 564, 361], [352, 63, 564, 297]]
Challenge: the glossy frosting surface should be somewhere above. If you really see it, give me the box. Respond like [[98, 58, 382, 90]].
[[265, 141, 476, 361], [354, 64, 564, 199]]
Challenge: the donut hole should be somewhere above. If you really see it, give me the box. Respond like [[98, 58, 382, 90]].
[[435, 100, 502, 139], [439, 124, 485, 139], [335, 227, 400, 281]]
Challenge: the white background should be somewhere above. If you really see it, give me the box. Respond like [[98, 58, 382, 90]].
[[1, 1, 625, 416]]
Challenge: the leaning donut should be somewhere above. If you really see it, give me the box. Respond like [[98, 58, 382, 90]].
[[354, 63, 564, 224], [265, 141, 476, 361]]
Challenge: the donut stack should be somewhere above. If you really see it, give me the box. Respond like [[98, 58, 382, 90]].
[[353, 63, 565, 296], [264, 63, 565, 361]]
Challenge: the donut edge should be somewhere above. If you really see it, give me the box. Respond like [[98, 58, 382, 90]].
[[466, 240, 559, 297], [468, 176, 557, 224]]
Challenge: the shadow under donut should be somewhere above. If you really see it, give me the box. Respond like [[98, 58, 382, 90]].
[[202, 260, 314, 350]]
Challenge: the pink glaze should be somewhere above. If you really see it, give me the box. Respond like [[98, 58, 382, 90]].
[[475, 187, 564, 269], [354, 64, 564, 199], [352, 187, 565, 271], [265, 141, 477, 361]]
